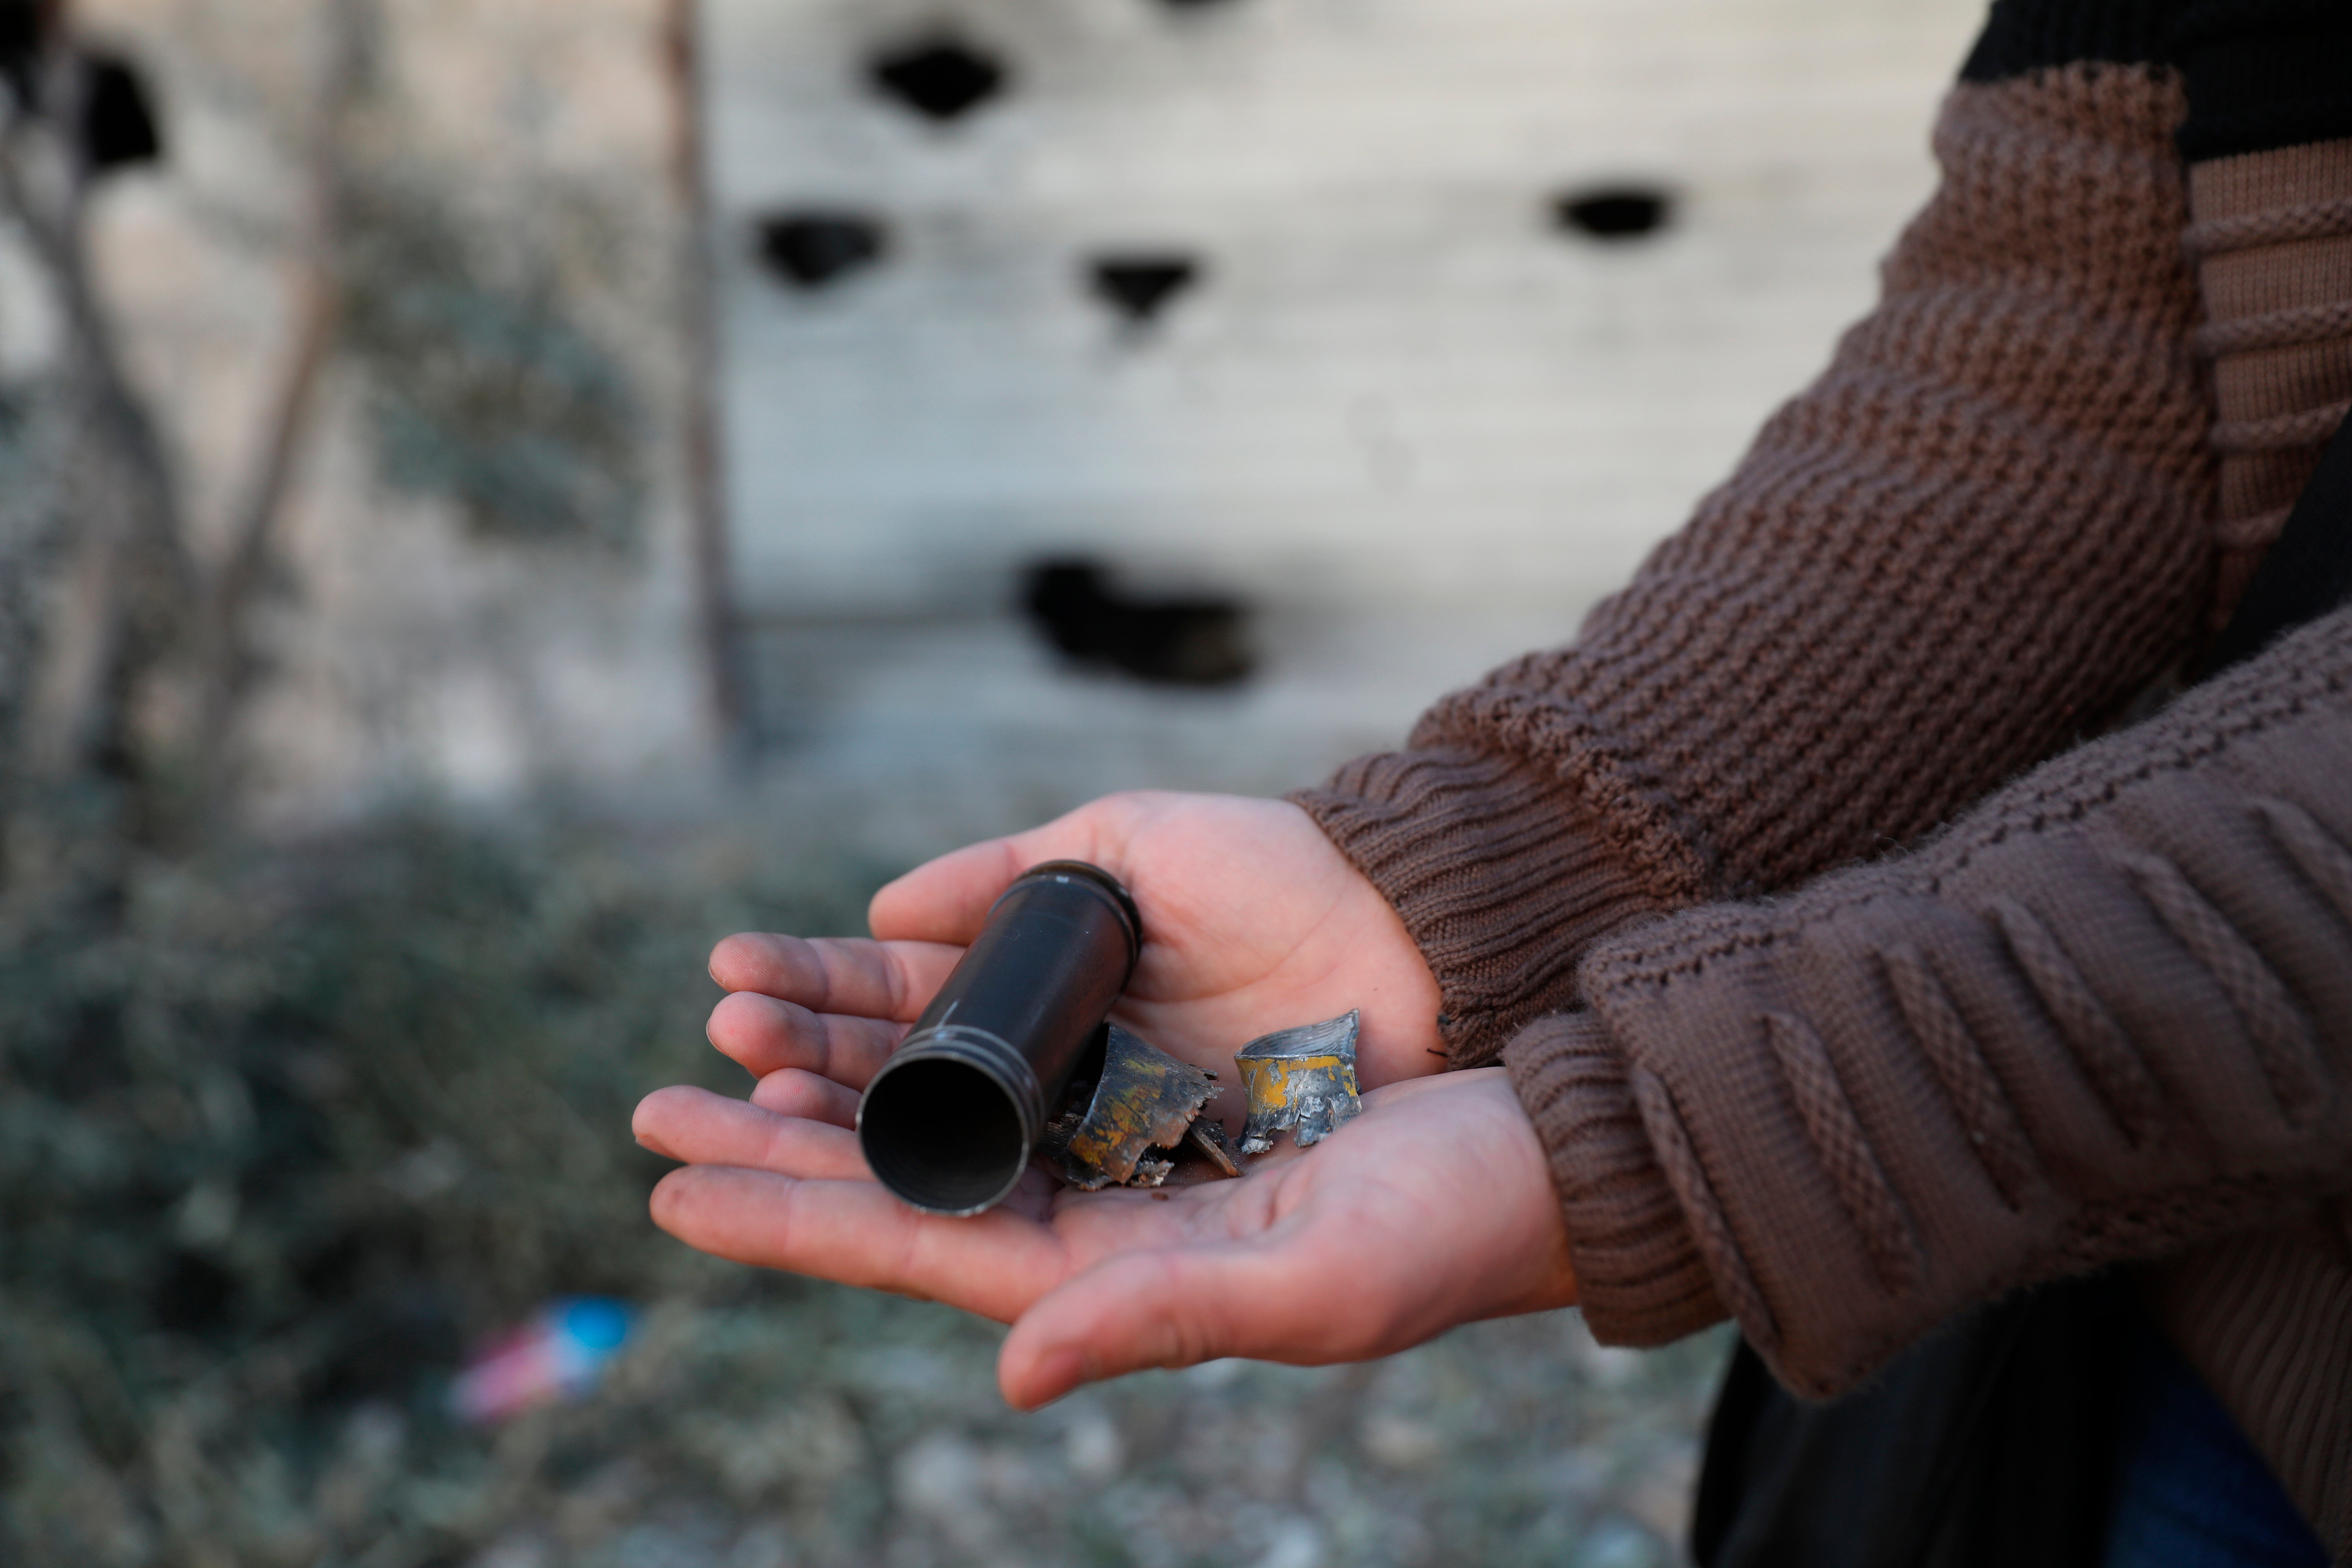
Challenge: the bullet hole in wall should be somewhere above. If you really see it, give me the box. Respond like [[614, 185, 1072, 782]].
[[755, 211, 888, 289], [0, 2, 39, 96], [1555, 185, 1673, 241], [1023, 559, 1254, 687], [0, 23, 164, 174], [1088, 254, 1201, 327], [867, 34, 1009, 123], [81, 50, 163, 173]]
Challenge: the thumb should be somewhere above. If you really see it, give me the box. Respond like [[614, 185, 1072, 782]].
[[868, 836, 1030, 943], [868, 803, 1135, 943], [997, 1242, 1360, 1409]]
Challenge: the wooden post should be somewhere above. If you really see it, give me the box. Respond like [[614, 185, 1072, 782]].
[[191, 0, 361, 815], [660, 0, 747, 755]]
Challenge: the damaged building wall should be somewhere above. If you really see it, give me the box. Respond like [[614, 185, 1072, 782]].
[[0, 0, 1994, 818], [707, 0, 1987, 625], [7, 0, 712, 823]]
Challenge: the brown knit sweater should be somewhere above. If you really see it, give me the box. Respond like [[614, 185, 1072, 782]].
[[1295, 2, 2352, 1556]]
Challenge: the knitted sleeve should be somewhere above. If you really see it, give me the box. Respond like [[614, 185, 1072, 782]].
[[1505, 604, 2352, 1396], [1294, 59, 2218, 1066]]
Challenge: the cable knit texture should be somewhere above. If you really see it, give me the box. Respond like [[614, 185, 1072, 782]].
[[2191, 137, 2352, 617], [1295, 8, 2352, 1551], [1295, 64, 2216, 1065], [1508, 604, 2352, 1553]]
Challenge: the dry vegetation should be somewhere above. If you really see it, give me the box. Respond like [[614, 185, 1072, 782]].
[[0, 803, 1729, 1568]]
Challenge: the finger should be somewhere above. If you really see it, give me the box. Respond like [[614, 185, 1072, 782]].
[[632, 1086, 871, 1181], [708, 933, 963, 1022], [648, 1165, 1069, 1322], [998, 1243, 1334, 1409], [867, 836, 1034, 945], [868, 794, 1169, 942], [708, 990, 906, 1090], [750, 1068, 861, 1128]]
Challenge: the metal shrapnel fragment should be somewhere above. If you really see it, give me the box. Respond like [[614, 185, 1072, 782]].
[[1184, 1116, 1243, 1178], [1042, 1023, 1220, 1190], [1236, 1011, 1362, 1155]]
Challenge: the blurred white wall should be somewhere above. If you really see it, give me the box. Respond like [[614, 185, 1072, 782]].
[[704, 0, 1990, 824], [709, 0, 1988, 621], [1, 0, 2000, 828]]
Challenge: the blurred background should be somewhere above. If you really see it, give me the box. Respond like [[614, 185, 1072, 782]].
[[0, 0, 1980, 1563]]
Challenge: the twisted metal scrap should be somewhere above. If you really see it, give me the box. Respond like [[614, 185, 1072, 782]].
[[1044, 1024, 1219, 1190], [1236, 1011, 1362, 1155]]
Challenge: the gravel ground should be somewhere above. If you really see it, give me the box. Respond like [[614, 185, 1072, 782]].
[[277, 1283, 1732, 1568], [438, 1290, 1731, 1568]]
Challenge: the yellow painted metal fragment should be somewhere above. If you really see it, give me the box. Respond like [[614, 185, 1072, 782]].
[[1050, 1024, 1219, 1190], [1236, 1011, 1362, 1155]]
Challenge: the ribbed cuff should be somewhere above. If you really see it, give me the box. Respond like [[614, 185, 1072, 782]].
[[1290, 744, 1671, 1068], [1504, 1011, 1727, 1347]]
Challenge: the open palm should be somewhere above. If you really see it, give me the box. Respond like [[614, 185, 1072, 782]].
[[632, 1068, 1577, 1407], [633, 791, 1576, 1403]]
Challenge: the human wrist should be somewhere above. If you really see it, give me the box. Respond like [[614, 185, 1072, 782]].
[[1503, 1011, 1725, 1348], [1290, 744, 1682, 1068]]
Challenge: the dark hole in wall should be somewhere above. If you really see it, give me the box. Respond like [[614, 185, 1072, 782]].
[[868, 34, 1009, 122], [755, 210, 888, 289], [0, 1, 40, 96], [1023, 559, 1253, 687], [81, 50, 162, 173], [1555, 185, 1673, 241], [1088, 254, 1201, 327]]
